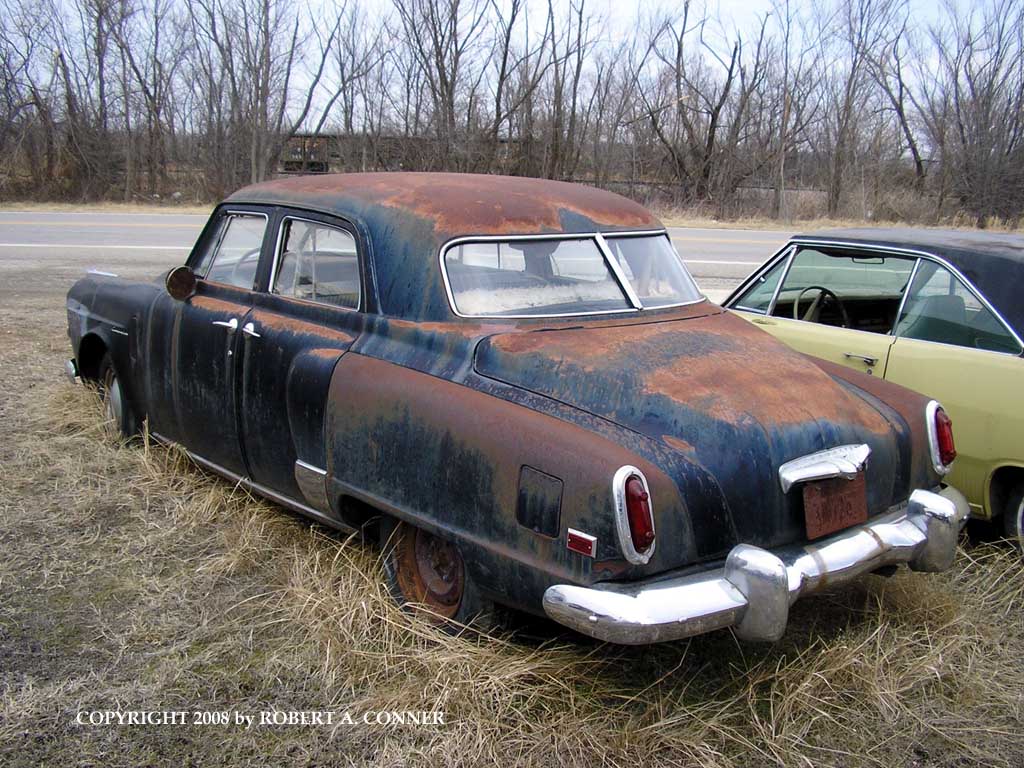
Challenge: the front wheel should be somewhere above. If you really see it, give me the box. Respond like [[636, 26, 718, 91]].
[[97, 353, 138, 438], [380, 518, 494, 630]]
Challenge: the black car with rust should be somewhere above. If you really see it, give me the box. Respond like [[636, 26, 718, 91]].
[[65, 173, 969, 644]]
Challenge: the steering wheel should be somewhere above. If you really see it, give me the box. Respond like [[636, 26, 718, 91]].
[[793, 285, 850, 327], [230, 247, 263, 284]]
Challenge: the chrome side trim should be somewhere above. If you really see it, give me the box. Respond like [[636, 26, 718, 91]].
[[87, 269, 119, 277], [611, 465, 655, 565], [543, 486, 969, 645], [778, 443, 872, 494], [925, 400, 953, 476], [294, 459, 331, 514], [149, 432, 353, 533]]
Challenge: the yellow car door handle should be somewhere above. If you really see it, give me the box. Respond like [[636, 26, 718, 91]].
[[844, 352, 879, 366], [751, 318, 775, 326]]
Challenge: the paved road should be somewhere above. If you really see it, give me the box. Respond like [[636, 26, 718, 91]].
[[0, 211, 792, 302]]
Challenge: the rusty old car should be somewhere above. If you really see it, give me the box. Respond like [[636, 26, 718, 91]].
[[64, 173, 969, 644]]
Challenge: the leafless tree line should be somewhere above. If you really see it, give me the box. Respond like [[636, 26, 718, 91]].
[[2, 0, 1024, 225]]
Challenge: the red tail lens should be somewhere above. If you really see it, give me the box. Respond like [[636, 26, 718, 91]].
[[935, 407, 956, 466], [625, 476, 655, 553]]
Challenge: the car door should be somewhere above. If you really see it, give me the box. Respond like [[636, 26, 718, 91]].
[[728, 244, 915, 378], [237, 212, 364, 513], [884, 259, 1024, 510], [172, 209, 271, 476]]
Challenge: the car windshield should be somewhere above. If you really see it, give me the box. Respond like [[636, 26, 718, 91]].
[[443, 233, 701, 317]]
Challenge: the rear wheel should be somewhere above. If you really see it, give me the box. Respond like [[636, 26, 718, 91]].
[[97, 353, 137, 438], [1004, 485, 1024, 553], [381, 517, 494, 629]]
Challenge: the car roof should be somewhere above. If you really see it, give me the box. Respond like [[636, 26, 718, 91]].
[[791, 227, 1024, 337], [227, 172, 660, 238], [226, 172, 662, 321]]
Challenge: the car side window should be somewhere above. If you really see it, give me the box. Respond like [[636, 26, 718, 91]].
[[770, 247, 915, 334], [895, 261, 1022, 354], [272, 219, 360, 310], [200, 214, 267, 289], [732, 257, 787, 313]]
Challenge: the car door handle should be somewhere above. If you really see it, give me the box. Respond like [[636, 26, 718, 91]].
[[211, 318, 239, 332], [843, 352, 879, 366], [241, 322, 261, 338]]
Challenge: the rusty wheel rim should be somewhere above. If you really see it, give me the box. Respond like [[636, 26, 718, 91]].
[[393, 525, 464, 619]]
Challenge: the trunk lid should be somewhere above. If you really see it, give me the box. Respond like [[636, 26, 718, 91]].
[[474, 309, 907, 550]]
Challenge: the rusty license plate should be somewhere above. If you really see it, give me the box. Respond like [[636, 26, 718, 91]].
[[802, 472, 867, 540]]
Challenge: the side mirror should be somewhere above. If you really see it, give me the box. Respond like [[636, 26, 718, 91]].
[[166, 265, 198, 301]]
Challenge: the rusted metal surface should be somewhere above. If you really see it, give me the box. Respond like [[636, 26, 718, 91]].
[[226, 172, 663, 322], [390, 524, 465, 619], [227, 172, 661, 237], [64, 172, 950, 630]]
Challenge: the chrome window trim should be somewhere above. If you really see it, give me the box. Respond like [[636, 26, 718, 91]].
[[925, 400, 953, 476], [612, 465, 656, 565], [199, 209, 269, 289], [723, 244, 793, 313], [602, 230, 709, 310], [785, 238, 1024, 354], [268, 214, 362, 312], [765, 245, 797, 315], [594, 232, 643, 309], [437, 229, 708, 320], [890, 256, 922, 336]]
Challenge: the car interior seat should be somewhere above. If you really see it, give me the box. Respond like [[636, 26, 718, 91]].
[[895, 294, 969, 346]]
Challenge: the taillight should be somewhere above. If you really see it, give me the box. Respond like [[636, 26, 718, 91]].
[[927, 401, 956, 474], [935, 407, 956, 466], [625, 475, 655, 552], [613, 466, 656, 564]]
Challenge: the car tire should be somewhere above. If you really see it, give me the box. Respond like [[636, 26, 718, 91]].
[[380, 517, 496, 631], [1004, 485, 1024, 553], [97, 352, 138, 439]]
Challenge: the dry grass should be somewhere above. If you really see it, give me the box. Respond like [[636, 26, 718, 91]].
[[1, 374, 1022, 767]]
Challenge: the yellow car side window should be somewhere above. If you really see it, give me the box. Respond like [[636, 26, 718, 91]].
[[896, 262, 1023, 355]]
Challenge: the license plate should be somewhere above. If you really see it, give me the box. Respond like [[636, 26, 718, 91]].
[[802, 472, 867, 540]]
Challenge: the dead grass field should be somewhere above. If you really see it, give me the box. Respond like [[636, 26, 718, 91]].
[[1, 270, 1023, 767]]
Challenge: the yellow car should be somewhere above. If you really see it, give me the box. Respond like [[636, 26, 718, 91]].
[[723, 229, 1024, 545]]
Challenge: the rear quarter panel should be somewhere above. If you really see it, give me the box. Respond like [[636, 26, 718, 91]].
[[885, 337, 1024, 515], [322, 351, 693, 613]]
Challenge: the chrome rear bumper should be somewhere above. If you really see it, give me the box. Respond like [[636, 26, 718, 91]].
[[543, 487, 968, 645]]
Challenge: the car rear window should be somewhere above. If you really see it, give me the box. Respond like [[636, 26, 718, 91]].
[[442, 233, 700, 317]]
